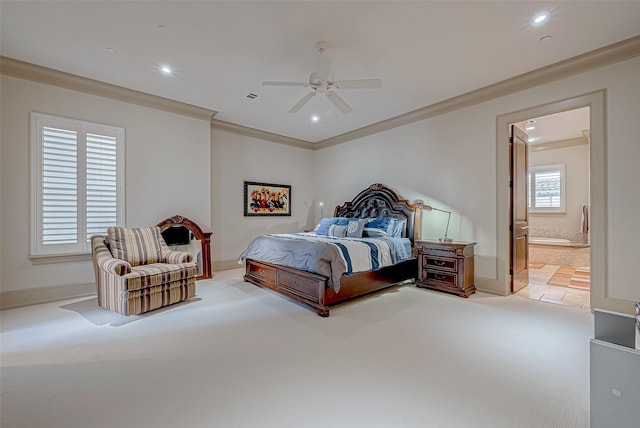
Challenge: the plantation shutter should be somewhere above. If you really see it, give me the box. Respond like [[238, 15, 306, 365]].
[[533, 170, 561, 208], [86, 133, 118, 242], [528, 164, 565, 213], [42, 126, 78, 245], [31, 113, 124, 256]]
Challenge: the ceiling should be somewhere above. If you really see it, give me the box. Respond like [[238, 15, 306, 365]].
[[516, 106, 590, 148], [1, 1, 639, 144]]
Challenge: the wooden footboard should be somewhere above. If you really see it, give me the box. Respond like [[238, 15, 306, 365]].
[[244, 258, 416, 317]]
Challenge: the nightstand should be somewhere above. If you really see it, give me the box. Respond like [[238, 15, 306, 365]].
[[415, 240, 476, 297]]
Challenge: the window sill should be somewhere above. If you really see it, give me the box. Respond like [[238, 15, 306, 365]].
[[30, 252, 91, 264], [529, 210, 566, 215]]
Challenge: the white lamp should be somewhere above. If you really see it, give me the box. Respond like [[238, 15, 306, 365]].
[[419, 203, 453, 243]]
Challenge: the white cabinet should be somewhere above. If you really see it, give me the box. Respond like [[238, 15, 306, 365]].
[[590, 309, 640, 428]]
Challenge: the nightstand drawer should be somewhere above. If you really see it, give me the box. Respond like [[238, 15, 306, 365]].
[[425, 271, 457, 286], [423, 255, 457, 272]]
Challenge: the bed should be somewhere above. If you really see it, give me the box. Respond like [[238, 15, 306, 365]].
[[239, 183, 420, 316]]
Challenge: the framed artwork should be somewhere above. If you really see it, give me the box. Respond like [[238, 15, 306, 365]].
[[244, 181, 291, 216]]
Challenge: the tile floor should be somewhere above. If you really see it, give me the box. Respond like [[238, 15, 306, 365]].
[[515, 264, 591, 311]]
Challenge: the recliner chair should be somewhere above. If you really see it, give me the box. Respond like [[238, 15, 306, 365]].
[[91, 226, 197, 315]]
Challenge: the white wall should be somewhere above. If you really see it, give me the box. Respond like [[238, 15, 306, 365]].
[[0, 75, 211, 295], [315, 106, 498, 284], [529, 143, 590, 239], [210, 128, 315, 266], [315, 57, 640, 306], [2, 56, 639, 311]]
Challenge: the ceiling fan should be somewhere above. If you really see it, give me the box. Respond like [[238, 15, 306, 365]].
[[262, 41, 382, 115]]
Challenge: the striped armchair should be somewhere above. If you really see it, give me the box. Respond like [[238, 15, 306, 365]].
[[91, 226, 198, 315]]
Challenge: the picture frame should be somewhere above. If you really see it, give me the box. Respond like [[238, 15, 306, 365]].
[[243, 181, 291, 216]]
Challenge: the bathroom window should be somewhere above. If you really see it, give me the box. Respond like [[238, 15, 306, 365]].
[[528, 164, 565, 213]]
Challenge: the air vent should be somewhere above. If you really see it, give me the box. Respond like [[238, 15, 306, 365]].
[[246, 93, 258, 100]]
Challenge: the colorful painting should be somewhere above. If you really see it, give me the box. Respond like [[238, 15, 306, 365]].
[[244, 181, 291, 216]]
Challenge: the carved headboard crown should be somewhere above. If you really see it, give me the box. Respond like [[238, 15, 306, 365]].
[[333, 183, 419, 244]]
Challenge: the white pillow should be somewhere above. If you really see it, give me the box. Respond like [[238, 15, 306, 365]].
[[328, 224, 347, 237]]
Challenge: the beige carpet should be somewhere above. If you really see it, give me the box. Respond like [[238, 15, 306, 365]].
[[1, 269, 592, 428]]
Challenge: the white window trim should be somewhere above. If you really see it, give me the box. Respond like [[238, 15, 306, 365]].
[[30, 112, 125, 257], [529, 163, 566, 213]]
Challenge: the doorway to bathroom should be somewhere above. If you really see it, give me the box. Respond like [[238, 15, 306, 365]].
[[516, 106, 591, 310]]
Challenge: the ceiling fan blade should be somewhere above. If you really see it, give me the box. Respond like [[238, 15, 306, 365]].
[[326, 91, 353, 114], [333, 79, 382, 89], [289, 91, 316, 113], [262, 81, 308, 87]]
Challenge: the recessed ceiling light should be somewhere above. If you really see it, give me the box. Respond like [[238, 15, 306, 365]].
[[531, 12, 549, 25], [311, 115, 320, 123], [539, 35, 553, 43], [526, 125, 536, 130], [160, 65, 173, 75]]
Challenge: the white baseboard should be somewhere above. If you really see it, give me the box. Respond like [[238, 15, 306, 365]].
[[0, 271, 499, 309], [474, 276, 505, 296], [0, 258, 244, 310], [1, 282, 96, 310], [213, 259, 244, 272]]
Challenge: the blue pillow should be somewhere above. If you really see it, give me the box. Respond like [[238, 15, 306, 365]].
[[363, 227, 388, 238], [314, 218, 339, 235], [366, 217, 395, 234], [314, 217, 351, 235], [335, 218, 350, 226], [391, 219, 406, 237]]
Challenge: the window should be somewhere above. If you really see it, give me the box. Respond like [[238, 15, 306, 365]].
[[528, 164, 565, 213], [31, 113, 125, 256]]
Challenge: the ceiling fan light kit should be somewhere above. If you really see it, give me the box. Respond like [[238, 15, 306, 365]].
[[262, 41, 382, 115]]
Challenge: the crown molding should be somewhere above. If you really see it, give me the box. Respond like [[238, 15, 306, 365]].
[[3, 35, 639, 148], [211, 119, 314, 150], [529, 136, 588, 152], [314, 35, 640, 150], [0, 56, 217, 121]]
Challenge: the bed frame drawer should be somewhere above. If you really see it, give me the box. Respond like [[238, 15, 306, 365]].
[[278, 270, 323, 303], [245, 260, 276, 286]]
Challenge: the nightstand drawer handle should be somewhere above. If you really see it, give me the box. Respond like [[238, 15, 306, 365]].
[[433, 260, 446, 266], [434, 274, 445, 281]]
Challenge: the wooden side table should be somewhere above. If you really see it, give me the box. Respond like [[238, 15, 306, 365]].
[[415, 240, 476, 297]]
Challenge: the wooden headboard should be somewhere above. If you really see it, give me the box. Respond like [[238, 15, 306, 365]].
[[333, 183, 420, 245]]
